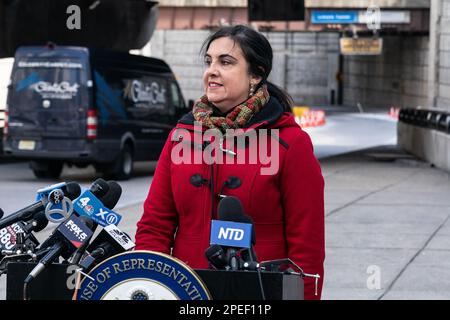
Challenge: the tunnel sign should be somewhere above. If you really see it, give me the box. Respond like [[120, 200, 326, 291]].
[[340, 37, 383, 55], [311, 11, 358, 24]]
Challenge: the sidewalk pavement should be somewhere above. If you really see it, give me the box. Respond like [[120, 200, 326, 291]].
[[320, 145, 450, 300], [2, 144, 450, 300]]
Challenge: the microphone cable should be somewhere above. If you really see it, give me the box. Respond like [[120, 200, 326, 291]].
[[248, 249, 265, 300], [23, 244, 64, 299], [23, 282, 29, 301]]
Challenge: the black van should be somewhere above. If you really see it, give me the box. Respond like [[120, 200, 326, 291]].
[[3, 45, 189, 179]]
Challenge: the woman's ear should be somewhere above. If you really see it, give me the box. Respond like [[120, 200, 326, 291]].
[[250, 74, 263, 86]]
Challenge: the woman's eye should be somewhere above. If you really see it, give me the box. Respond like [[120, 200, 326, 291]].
[[204, 59, 211, 66], [222, 60, 231, 65]]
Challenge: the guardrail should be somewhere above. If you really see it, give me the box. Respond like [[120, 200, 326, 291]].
[[399, 108, 450, 133]]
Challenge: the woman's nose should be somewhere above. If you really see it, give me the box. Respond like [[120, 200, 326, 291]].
[[206, 62, 219, 76]]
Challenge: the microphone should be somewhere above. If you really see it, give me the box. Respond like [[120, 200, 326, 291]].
[[99, 181, 122, 210], [69, 180, 121, 265], [0, 182, 81, 229], [24, 215, 95, 285], [78, 224, 135, 272], [218, 197, 256, 245], [0, 211, 49, 264], [21, 211, 49, 234], [0, 208, 3, 219], [229, 214, 257, 264], [214, 196, 265, 299], [73, 180, 122, 227], [71, 178, 111, 230], [0, 222, 39, 256], [218, 197, 258, 264], [89, 178, 110, 199], [35, 182, 81, 202], [207, 196, 256, 271], [1, 182, 83, 258], [204, 244, 228, 270], [41, 179, 108, 243]]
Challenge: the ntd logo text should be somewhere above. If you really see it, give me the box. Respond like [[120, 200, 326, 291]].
[[210, 220, 252, 248], [218, 227, 244, 241]]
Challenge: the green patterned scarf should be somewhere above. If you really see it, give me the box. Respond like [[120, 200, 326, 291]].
[[192, 84, 269, 133]]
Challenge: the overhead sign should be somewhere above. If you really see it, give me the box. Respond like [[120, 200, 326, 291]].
[[312, 10, 411, 25], [359, 10, 410, 24], [311, 11, 358, 24], [340, 38, 383, 55]]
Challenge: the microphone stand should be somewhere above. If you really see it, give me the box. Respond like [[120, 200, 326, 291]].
[[228, 248, 239, 271]]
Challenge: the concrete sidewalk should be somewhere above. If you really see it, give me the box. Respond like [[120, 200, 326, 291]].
[[2, 145, 450, 300], [321, 145, 450, 300]]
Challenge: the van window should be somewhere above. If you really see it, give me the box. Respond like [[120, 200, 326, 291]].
[[124, 77, 169, 113], [10, 58, 85, 110], [94, 68, 173, 122], [170, 82, 184, 110]]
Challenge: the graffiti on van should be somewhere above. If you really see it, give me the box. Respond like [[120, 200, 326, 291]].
[[31, 81, 80, 99], [18, 61, 83, 69], [123, 79, 166, 110], [16, 72, 41, 92], [94, 70, 127, 124], [15, 72, 79, 100]]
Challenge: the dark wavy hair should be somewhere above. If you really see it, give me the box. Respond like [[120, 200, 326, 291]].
[[201, 25, 293, 112]]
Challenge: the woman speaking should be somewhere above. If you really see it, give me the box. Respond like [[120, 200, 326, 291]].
[[135, 25, 325, 300]]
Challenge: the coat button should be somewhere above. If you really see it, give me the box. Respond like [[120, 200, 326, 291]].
[[190, 174, 209, 187]]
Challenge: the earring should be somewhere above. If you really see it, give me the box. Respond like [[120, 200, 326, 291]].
[[249, 83, 255, 97]]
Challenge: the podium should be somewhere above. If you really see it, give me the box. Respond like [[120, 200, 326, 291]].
[[6, 262, 303, 300], [195, 269, 303, 300]]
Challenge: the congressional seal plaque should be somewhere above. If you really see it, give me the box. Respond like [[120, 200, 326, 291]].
[[77, 250, 211, 300]]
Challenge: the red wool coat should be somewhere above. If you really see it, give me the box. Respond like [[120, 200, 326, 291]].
[[135, 98, 325, 300]]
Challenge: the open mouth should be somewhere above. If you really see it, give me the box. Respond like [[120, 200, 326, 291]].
[[208, 82, 223, 88]]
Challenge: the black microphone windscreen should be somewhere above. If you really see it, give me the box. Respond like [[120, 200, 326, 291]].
[[217, 197, 256, 245], [32, 211, 49, 232], [65, 182, 81, 200], [78, 216, 95, 230], [100, 181, 122, 210], [90, 178, 110, 198], [218, 196, 245, 221], [205, 244, 228, 269], [205, 244, 223, 257], [236, 214, 256, 245]]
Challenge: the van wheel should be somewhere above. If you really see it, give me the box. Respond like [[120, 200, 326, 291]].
[[30, 160, 64, 179], [104, 145, 134, 181]]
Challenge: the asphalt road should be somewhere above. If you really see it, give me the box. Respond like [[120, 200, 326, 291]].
[[0, 111, 399, 300], [0, 162, 156, 216], [0, 111, 397, 217]]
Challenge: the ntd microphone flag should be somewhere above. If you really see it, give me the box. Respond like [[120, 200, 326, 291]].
[[74, 190, 122, 227], [210, 220, 252, 248]]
